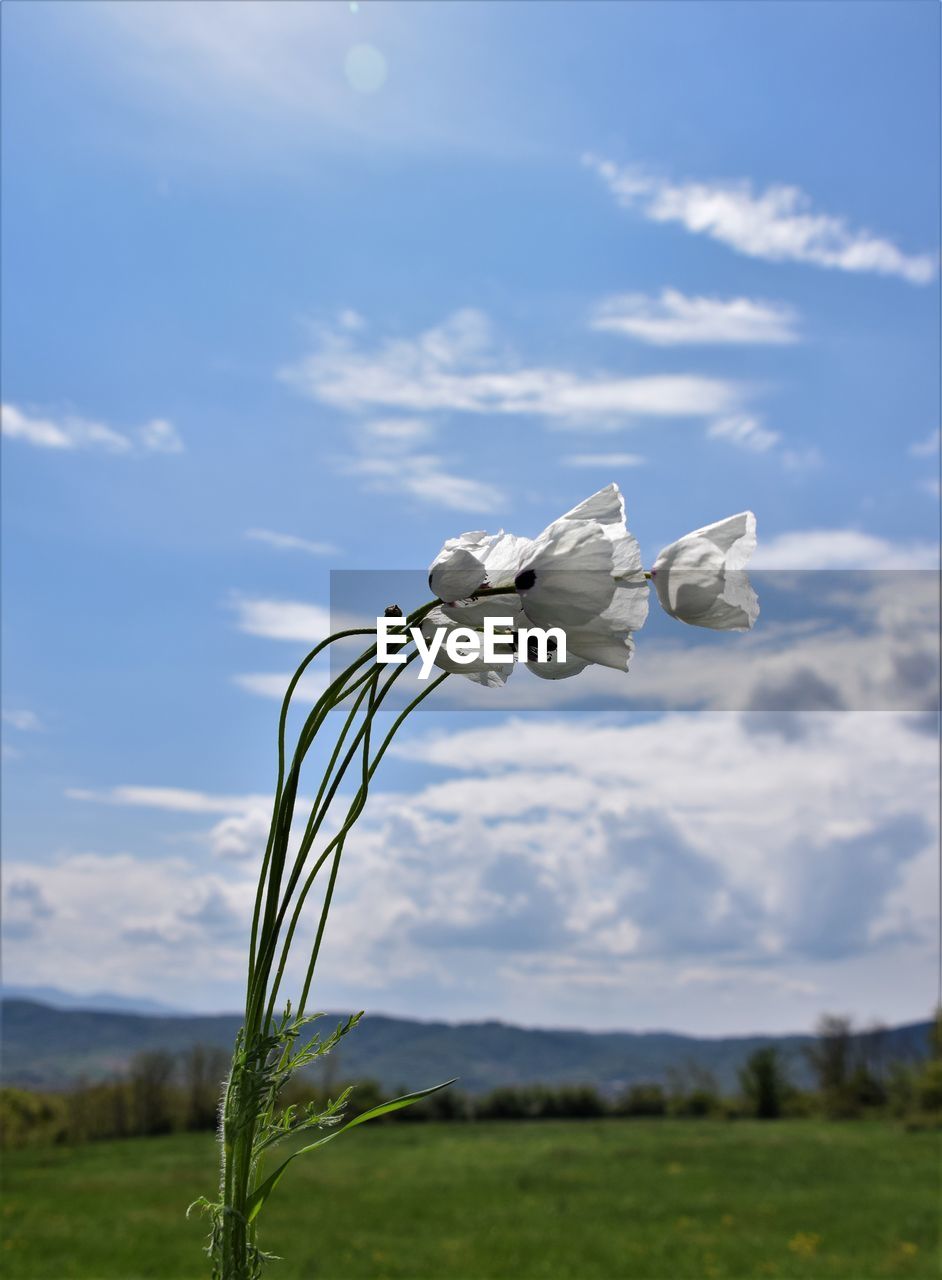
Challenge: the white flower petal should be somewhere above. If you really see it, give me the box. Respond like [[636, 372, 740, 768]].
[[419, 607, 515, 683], [653, 511, 758, 631], [441, 593, 526, 629], [556, 482, 642, 576], [477, 531, 537, 588], [428, 539, 489, 602], [565, 626, 635, 672], [517, 521, 615, 628], [526, 651, 590, 681]]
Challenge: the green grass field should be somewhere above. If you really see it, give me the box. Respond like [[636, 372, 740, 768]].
[[2, 1120, 937, 1280]]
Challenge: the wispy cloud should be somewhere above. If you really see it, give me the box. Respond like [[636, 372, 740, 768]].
[[332, 416, 506, 514], [585, 156, 938, 286], [66, 785, 269, 815], [232, 671, 328, 701], [909, 428, 941, 459], [707, 415, 781, 454], [2, 709, 43, 732], [137, 418, 185, 454], [2, 404, 183, 455], [227, 595, 333, 643], [591, 290, 800, 346], [283, 309, 743, 429], [563, 453, 645, 468], [752, 529, 940, 570], [346, 453, 507, 513], [245, 529, 338, 556], [64, 784, 295, 863]]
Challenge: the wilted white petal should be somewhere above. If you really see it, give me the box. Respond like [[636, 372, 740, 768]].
[[558, 482, 643, 577], [526, 651, 591, 681], [442, 593, 526, 629], [419, 607, 514, 684], [517, 521, 615, 628], [653, 511, 758, 631], [477, 531, 537, 587], [428, 540, 489, 602], [564, 625, 635, 671]]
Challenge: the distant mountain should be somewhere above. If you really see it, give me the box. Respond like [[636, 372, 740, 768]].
[[0, 999, 932, 1095], [0, 985, 178, 1016]]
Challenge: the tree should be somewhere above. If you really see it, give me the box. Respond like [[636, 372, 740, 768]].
[[183, 1045, 229, 1131], [739, 1047, 790, 1119], [804, 1014, 851, 1098], [129, 1050, 176, 1135]]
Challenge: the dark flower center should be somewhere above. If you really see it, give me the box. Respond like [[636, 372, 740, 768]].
[[515, 567, 537, 591]]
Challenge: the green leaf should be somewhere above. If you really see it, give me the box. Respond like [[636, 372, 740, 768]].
[[245, 1078, 456, 1223]]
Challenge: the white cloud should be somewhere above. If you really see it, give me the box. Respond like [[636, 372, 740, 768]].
[[1, 404, 183, 455], [20, 704, 939, 1029], [337, 415, 506, 513], [780, 446, 824, 472], [2, 851, 256, 1006], [66, 785, 270, 815], [345, 452, 506, 513], [64, 782, 309, 864], [283, 309, 744, 429], [228, 595, 333, 643], [563, 453, 646, 468], [208, 808, 273, 860], [2, 709, 43, 732], [591, 290, 800, 346], [245, 529, 338, 556], [138, 418, 185, 454], [330, 709, 936, 1029], [707, 415, 781, 453], [753, 528, 940, 570], [909, 428, 941, 458], [233, 671, 328, 701], [2, 403, 130, 452], [359, 417, 435, 445], [585, 156, 938, 286]]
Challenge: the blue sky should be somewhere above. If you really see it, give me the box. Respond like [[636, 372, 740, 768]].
[[2, 1, 939, 1032]]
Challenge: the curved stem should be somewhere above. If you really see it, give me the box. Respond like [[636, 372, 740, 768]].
[[251, 597, 439, 997], [258, 657, 417, 1030], [290, 670, 450, 1024], [247, 629, 376, 984]]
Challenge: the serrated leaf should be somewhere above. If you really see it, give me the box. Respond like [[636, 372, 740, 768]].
[[245, 1078, 456, 1223]]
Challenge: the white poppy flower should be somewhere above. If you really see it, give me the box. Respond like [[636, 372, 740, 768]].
[[437, 531, 533, 629], [652, 511, 758, 631], [427, 483, 649, 679], [514, 484, 649, 671]]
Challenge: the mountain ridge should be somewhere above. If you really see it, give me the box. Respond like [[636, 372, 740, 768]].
[[1, 998, 931, 1095]]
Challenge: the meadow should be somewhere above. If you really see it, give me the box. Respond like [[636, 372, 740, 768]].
[[2, 1119, 936, 1280]]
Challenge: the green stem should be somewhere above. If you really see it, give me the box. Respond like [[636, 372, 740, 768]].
[[259, 658, 416, 1031], [218, 599, 443, 1279], [292, 670, 449, 1023], [247, 629, 376, 984]]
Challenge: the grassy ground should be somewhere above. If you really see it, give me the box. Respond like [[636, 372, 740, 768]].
[[1, 1119, 937, 1280]]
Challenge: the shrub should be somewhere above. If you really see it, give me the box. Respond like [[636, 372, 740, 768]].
[[739, 1047, 791, 1120], [615, 1083, 667, 1118]]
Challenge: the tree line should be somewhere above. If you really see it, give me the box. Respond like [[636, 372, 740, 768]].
[[2, 1012, 939, 1148]]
